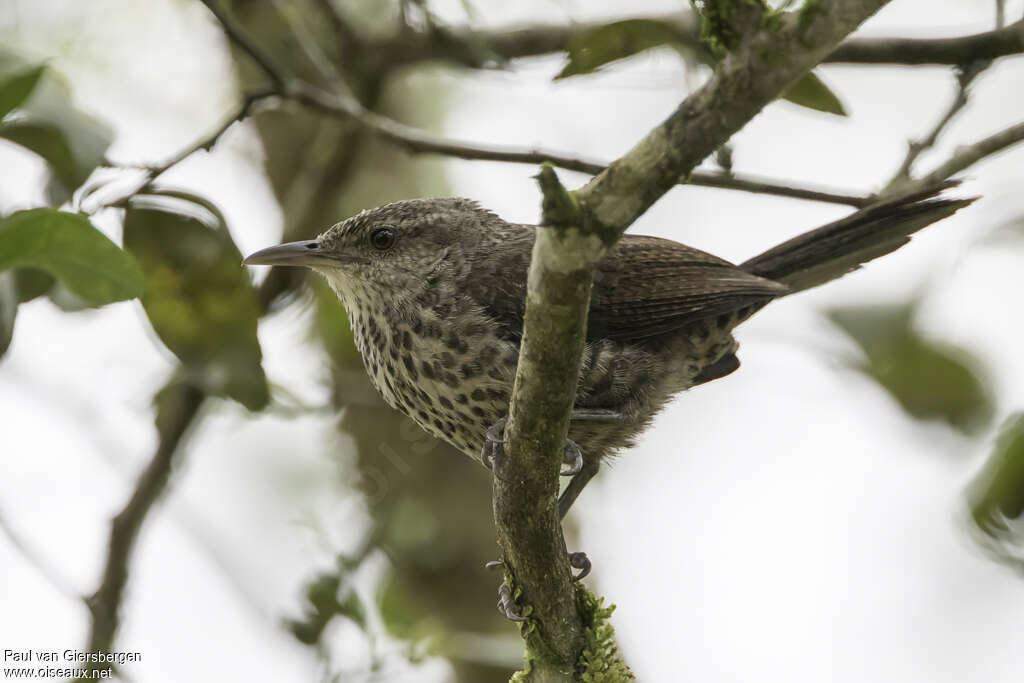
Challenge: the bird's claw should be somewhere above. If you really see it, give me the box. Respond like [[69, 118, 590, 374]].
[[561, 439, 583, 476], [481, 417, 507, 471], [497, 583, 525, 622], [483, 417, 583, 478], [568, 551, 591, 582]]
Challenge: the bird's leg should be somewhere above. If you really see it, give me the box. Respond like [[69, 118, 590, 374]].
[[483, 415, 589, 477], [486, 553, 588, 623], [481, 416, 507, 473], [558, 407, 622, 518], [496, 583, 526, 622], [558, 458, 600, 520], [482, 408, 623, 593]]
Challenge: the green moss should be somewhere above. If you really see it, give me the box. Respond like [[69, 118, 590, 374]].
[[691, 0, 765, 56], [576, 586, 635, 682], [535, 163, 582, 231], [797, 0, 823, 36]]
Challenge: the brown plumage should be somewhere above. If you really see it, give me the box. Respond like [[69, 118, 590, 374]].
[[244, 183, 976, 515]]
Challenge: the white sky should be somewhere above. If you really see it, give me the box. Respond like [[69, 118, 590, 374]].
[[2, 0, 1024, 681]]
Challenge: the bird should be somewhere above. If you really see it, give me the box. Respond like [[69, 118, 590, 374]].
[[244, 184, 974, 524]]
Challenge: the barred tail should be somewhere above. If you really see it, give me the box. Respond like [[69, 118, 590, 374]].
[[739, 181, 977, 294]]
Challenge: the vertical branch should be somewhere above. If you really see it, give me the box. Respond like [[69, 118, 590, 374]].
[[492, 2, 894, 679], [494, 169, 601, 678]]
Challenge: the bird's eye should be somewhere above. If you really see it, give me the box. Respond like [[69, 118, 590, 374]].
[[370, 227, 396, 251]]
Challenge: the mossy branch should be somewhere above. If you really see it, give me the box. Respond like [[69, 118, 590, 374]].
[[494, 1, 893, 680]]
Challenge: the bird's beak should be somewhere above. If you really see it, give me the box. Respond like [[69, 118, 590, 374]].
[[243, 240, 340, 268]]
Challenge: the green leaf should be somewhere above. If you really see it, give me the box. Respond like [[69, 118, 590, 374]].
[[0, 121, 80, 192], [0, 65, 45, 119], [782, 71, 848, 116], [555, 19, 687, 79], [14, 268, 55, 303], [969, 414, 1024, 536], [0, 208, 143, 306], [0, 50, 112, 202], [829, 303, 991, 434], [123, 200, 269, 410], [967, 414, 1024, 569], [0, 272, 16, 357]]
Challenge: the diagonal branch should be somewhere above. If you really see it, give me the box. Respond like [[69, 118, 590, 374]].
[[183, 1, 870, 209], [888, 60, 989, 187], [86, 88, 276, 212], [493, 1, 894, 678], [914, 119, 1024, 188], [80, 383, 204, 678]]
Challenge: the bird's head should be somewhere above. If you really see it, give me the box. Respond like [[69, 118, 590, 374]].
[[243, 197, 504, 308]]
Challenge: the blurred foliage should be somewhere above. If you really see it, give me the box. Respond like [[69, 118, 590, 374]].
[[225, 1, 517, 679], [0, 51, 133, 360], [0, 65, 44, 118], [0, 208, 143, 306], [967, 413, 1024, 567], [123, 197, 269, 410], [288, 570, 369, 644], [829, 302, 992, 434], [13, 267, 57, 303], [6, 1, 1014, 680], [781, 71, 847, 116], [0, 272, 15, 355], [554, 14, 846, 115], [0, 51, 112, 204], [555, 19, 693, 79]]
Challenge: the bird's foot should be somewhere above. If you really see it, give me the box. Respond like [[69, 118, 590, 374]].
[[496, 583, 526, 622], [481, 416, 582, 477], [568, 551, 591, 582], [561, 439, 583, 476], [481, 417, 507, 471], [485, 553, 591, 623]]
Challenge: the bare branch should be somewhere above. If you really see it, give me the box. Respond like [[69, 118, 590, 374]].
[[888, 60, 989, 187], [576, 0, 894, 242], [81, 383, 204, 673], [87, 88, 275, 211], [826, 19, 1024, 65], [364, 13, 1024, 70], [181, 1, 868, 210], [915, 119, 1024, 188], [199, 0, 287, 86]]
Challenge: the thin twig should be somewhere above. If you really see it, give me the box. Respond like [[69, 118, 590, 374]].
[[82, 384, 204, 670], [270, 0, 345, 83], [142, 88, 277, 179], [192, 1, 869, 207], [86, 88, 276, 211], [888, 60, 989, 186], [916, 119, 1024, 188]]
